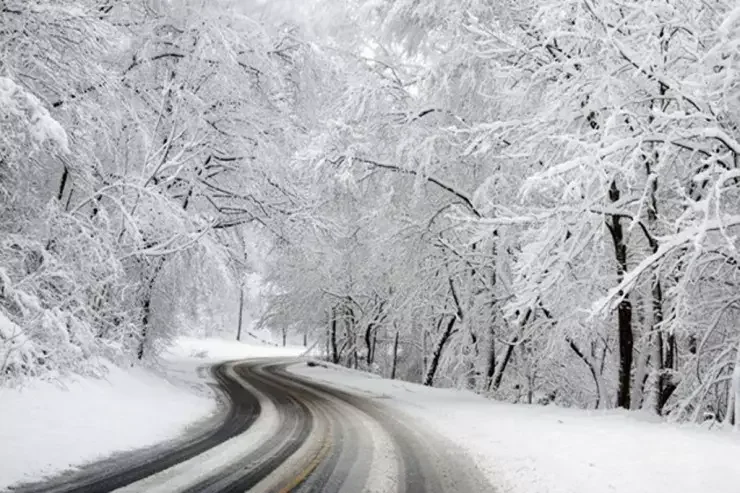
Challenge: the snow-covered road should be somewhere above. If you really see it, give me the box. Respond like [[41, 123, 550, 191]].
[[5, 336, 739, 493], [4, 358, 492, 493]]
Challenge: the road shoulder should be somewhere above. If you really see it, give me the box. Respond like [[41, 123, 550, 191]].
[[288, 360, 740, 493], [0, 359, 219, 491]]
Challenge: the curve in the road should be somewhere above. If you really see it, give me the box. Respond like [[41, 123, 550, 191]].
[[10, 359, 494, 493], [8, 364, 262, 493], [179, 363, 317, 493]]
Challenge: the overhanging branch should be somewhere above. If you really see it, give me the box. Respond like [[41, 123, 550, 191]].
[[351, 157, 481, 218]]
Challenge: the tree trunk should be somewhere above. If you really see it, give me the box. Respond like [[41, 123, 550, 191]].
[[421, 328, 428, 381], [491, 337, 516, 392], [330, 308, 339, 364], [615, 279, 634, 408], [365, 322, 375, 365], [137, 291, 151, 360], [644, 86, 676, 414], [727, 385, 736, 427], [424, 279, 464, 386], [423, 315, 457, 387], [137, 269, 160, 360], [282, 328, 287, 347], [568, 337, 603, 409], [485, 329, 496, 390], [371, 331, 377, 367], [57, 165, 69, 202], [491, 308, 531, 392], [655, 279, 677, 414], [486, 239, 498, 390], [607, 180, 634, 409], [236, 287, 244, 341], [467, 329, 479, 390], [391, 331, 400, 380]]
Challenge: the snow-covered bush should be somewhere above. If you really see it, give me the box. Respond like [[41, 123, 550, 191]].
[[0, 205, 141, 383], [1, 1, 319, 383]]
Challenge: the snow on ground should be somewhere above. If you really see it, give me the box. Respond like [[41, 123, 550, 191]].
[[0, 361, 216, 490], [166, 335, 308, 362], [0, 334, 303, 490], [290, 362, 740, 493]]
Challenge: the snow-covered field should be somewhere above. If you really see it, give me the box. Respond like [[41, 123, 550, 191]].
[[0, 335, 304, 490], [291, 362, 740, 493]]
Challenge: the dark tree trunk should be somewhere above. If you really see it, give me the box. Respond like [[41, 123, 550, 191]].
[[607, 180, 634, 409], [282, 328, 287, 347], [491, 337, 517, 391], [485, 330, 496, 390], [365, 300, 385, 366], [423, 279, 463, 387], [645, 80, 676, 414], [137, 271, 159, 360], [616, 297, 634, 409], [486, 240, 498, 390], [391, 331, 400, 380], [365, 322, 375, 365], [137, 295, 150, 360], [645, 161, 676, 414], [330, 308, 339, 364], [421, 330, 428, 379], [57, 166, 69, 201], [467, 330, 479, 390], [423, 315, 457, 387], [491, 308, 531, 392]]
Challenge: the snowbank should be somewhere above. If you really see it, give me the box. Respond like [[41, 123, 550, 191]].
[[0, 333, 307, 489], [291, 362, 740, 493], [0, 362, 215, 490]]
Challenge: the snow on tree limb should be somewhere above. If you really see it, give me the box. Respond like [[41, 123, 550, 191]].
[[593, 215, 740, 316], [0, 77, 70, 154]]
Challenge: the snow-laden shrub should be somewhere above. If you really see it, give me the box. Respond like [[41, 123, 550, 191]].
[[0, 307, 36, 378], [0, 76, 69, 202], [0, 76, 140, 384], [0, 76, 69, 156], [0, 212, 140, 383]]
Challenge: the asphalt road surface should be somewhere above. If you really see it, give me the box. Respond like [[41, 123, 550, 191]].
[[9, 359, 493, 493]]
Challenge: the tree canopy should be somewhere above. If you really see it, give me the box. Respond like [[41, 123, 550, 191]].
[[2, 0, 740, 425]]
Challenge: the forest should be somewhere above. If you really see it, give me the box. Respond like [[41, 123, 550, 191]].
[[2, 0, 740, 424]]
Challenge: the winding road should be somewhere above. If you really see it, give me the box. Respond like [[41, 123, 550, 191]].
[[11, 360, 492, 493]]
